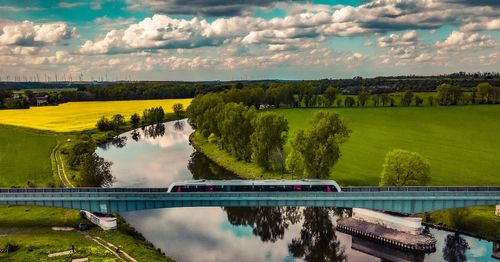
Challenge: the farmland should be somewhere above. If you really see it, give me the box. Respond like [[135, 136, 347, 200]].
[[0, 98, 192, 132], [274, 105, 500, 186], [0, 125, 57, 187]]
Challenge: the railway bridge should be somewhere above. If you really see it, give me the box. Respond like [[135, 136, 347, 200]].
[[0, 186, 498, 215]]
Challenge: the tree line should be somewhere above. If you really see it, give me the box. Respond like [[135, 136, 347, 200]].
[[1, 80, 498, 110], [187, 92, 351, 179]]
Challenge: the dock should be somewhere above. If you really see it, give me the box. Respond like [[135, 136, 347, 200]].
[[337, 218, 436, 252]]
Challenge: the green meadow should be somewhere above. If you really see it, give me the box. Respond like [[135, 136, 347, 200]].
[[0, 125, 57, 187], [274, 105, 500, 186]]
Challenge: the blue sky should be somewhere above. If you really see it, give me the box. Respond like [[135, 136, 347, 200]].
[[0, 0, 498, 81]]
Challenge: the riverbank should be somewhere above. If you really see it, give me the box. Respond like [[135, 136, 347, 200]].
[[190, 130, 500, 241], [0, 206, 173, 261], [0, 119, 183, 260]]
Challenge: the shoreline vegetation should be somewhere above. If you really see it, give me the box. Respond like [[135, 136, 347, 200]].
[[0, 101, 189, 261], [191, 129, 500, 241]]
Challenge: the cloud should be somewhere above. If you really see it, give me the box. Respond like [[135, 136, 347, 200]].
[[378, 30, 418, 47], [128, 0, 291, 16], [94, 16, 137, 31], [0, 21, 77, 47], [58, 2, 88, 8], [461, 18, 500, 31], [80, 15, 262, 54], [0, 6, 44, 12], [435, 31, 498, 50]]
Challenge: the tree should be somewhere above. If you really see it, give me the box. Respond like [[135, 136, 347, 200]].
[[68, 138, 95, 167], [250, 113, 288, 170], [130, 113, 140, 128], [335, 97, 343, 107], [344, 96, 355, 107], [111, 114, 125, 131], [324, 86, 338, 107], [357, 89, 370, 107], [401, 89, 413, 106], [380, 149, 431, 186], [381, 93, 390, 106], [436, 83, 463, 105], [186, 93, 224, 137], [428, 96, 434, 106], [372, 94, 381, 107], [172, 103, 184, 120], [475, 82, 497, 104], [286, 150, 304, 179], [218, 103, 256, 161], [79, 153, 114, 187], [96, 116, 111, 131], [414, 95, 423, 106], [290, 111, 351, 179], [142, 106, 165, 125]]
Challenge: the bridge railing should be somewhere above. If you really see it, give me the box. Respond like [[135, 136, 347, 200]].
[[341, 186, 500, 192], [0, 188, 168, 193]]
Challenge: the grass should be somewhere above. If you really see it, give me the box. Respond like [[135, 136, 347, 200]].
[[0, 125, 57, 187], [274, 105, 500, 186], [0, 206, 172, 261], [191, 105, 500, 240], [422, 206, 500, 240], [0, 98, 192, 132]]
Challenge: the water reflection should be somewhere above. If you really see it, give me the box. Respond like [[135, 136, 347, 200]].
[[443, 233, 470, 262], [224, 207, 301, 243], [289, 208, 347, 262], [96, 119, 496, 262]]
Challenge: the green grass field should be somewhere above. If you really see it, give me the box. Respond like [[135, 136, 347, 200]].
[[273, 105, 500, 186], [0, 125, 57, 187], [0, 206, 171, 261]]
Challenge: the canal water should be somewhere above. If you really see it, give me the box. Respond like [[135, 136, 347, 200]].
[[96, 120, 496, 262]]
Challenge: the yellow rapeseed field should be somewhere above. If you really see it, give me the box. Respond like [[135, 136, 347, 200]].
[[0, 99, 192, 132]]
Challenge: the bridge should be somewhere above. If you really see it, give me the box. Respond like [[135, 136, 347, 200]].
[[0, 186, 499, 215]]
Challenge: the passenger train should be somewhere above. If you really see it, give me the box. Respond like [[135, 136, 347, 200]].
[[167, 179, 342, 193]]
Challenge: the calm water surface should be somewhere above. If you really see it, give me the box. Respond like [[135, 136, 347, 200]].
[[96, 120, 497, 262]]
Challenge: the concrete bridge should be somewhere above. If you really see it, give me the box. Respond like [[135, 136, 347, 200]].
[[0, 186, 498, 215]]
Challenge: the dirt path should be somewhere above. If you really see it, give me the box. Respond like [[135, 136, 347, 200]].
[[53, 142, 74, 188], [85, 234, 137, 262], [52, 140, 137, 261]]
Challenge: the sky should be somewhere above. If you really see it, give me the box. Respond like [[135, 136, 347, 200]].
[[0, 0, 498, 81]]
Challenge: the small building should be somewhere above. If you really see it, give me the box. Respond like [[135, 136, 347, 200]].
[[35, 95, 48, 106], [81, 210, 117, 230]]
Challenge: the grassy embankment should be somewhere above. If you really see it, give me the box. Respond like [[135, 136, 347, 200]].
[[191, 105, 500, 240], [0, 99, 191, 260]]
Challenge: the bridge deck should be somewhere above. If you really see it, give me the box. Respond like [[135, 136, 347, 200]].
[[0, 187, 498, 215]]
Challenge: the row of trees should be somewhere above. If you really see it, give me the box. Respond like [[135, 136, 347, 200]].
[[187, 92, 351, 178], [188, 93, 290, 171], [2, 79, 498, 110]]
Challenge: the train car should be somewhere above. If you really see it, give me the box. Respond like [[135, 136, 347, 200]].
[[167, 179, 342, 193]]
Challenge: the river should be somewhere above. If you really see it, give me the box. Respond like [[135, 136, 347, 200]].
[[96, 120, 497, 262]]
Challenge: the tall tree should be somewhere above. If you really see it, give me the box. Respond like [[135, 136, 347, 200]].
[[172, 103, 184, 120], [290, 111, 351, 179], [380, 149, 431, 186], [250, 113, 288, 170], [324, 86, 338, 107], [357, 89, 370, 107], [401, 89, 413, 106], [218, 103, 256, 161], [79, 153, 113, 187]]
